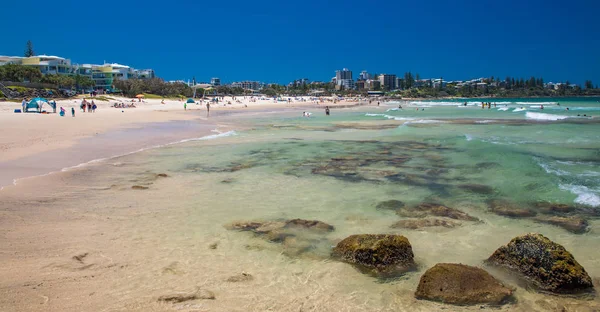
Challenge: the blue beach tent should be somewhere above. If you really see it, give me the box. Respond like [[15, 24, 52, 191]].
[[26, 97, 49, 112]]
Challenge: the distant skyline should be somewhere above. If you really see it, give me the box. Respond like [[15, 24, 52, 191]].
[[1, 0, 599, 85]]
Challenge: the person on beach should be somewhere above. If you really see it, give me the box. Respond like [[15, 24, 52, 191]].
[[71, 107, 75, 117], [21, 98, 27, 112], [91, 101, 96, 112], [325, 106, 330, 116], [206, 102, 210, 117], [184, 103, 187, 111]]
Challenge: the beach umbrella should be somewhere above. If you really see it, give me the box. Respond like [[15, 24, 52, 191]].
[[135, 94, 145, 98], [186, 98, 195, 103]]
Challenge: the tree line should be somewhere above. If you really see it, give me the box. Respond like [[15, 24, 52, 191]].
[[113, 78, 193, 98]]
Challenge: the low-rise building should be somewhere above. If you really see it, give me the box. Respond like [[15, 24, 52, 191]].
[[355, 80, 366, 90], [0, 54, 155, 92], [230, 81, 263, 91], [365, 79, 381, 91]]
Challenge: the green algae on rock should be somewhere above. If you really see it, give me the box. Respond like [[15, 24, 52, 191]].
[[415, 263, 514, 305], [486, 233, 593, 294], [331, 234, 416, 277]]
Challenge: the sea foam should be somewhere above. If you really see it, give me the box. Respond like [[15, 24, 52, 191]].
[[560, 184, 600, 207], [525, 112, 570, 121]]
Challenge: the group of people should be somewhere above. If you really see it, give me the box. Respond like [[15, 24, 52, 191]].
[[59, 107, 76, 117], [480, 102, 497, 109], [80, 99, 97, 113], [303, 106, 331, 117], [113, 103, 136, 108]]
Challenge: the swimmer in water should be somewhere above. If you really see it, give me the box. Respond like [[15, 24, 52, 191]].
[[541, 104, 544, 110], [566, 107, 570, 111]]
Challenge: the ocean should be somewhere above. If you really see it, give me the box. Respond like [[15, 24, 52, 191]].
[[2, 97, 600, 311]]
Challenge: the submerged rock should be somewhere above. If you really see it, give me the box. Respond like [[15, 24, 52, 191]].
[[486, 233, 593, 294], [488, 199, 537, 218], [533, 216, 589, 234], [459, 183, 495, 195], [533, 201, 576, 215], [396, 203, 480, 221], [331, 234, 416, 277], [225, 219, 334, 257], [158, 288, 215, 303], [415, 263, 514, 305], [131, 185, 149, 190], [156, 173, 169, 178], [375, 200, 405, 211], [284, 219, 335, 232], [226, 273, 253, 282], [391, 218, 460, 230]]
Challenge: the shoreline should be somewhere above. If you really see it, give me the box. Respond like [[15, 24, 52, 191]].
[[0, 119, 225, 190]]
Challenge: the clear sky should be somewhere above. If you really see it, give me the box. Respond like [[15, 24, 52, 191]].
[[2, 0, 599, 85]]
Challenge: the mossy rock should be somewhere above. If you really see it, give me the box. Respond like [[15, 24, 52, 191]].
[[415, 263, 514, 305], [331, 234, 416, 277], [486, 233, 593, 294]]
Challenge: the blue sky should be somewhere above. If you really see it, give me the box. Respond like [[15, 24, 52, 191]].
[[2, 0, 599, 85]]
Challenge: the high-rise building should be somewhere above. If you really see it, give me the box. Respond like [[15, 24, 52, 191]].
[[395, 77, 403, 90], [378, 74, 397, 91], [335, 68, 353, 90], [210, 78, 221, 86], [339, 79, 354, 90], [359, 70, 371, 81], [335, 68, 352, 84]]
